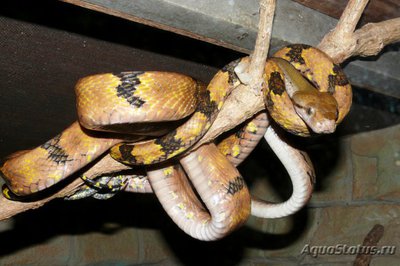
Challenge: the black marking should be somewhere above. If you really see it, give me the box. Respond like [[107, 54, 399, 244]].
[[72, 173, 148, 200], [154, 129, 184, 158], [235, 129, 245, 138], [82, 175, 127, 191], [269, 71, 285, 96], [265, 91, 275, 108], [118, 144, 136, 163], [121, 88, 218, 165], [327, 77, 336, 94], [222, 58, 241, 85], [2, 184, 21, 200], [152, 81, 218, 162], [328, 64, 350, 93], [227, 176, 245, 195], [66, 175, 127, 200], [294, 102, 305, 109], [299, 151, 309, 164], [307, 170, 316, 184], [41, 134, 70, 164], [299, 150, 316, 184], [198, 89, 218, 118], [65, 186, 97, 200], [115, 72, 146, 107], [285, 44, 311, 65]]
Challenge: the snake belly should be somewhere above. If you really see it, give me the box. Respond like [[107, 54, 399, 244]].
[[147, 143, 250, 241]]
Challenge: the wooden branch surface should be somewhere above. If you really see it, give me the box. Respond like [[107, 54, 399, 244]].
[[1, 0, 400, 221], [354, 224, 385, 266], [318, 0, 400, 63]]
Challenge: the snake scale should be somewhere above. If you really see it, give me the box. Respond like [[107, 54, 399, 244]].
[[0, 44, 352, 240]]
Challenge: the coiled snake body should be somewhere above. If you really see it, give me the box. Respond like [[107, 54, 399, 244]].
[[0, 44, 351, 240]]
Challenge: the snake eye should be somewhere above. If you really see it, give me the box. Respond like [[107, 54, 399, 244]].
[[306, 107, 315, 116]]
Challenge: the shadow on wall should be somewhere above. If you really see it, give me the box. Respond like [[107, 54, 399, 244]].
[[0, 183, 311, 265]]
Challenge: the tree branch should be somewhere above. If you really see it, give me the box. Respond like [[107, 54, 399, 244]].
[[0, 178, 83, 220], [353, 18, 400, 57], [318, 0, 400, 63], [193, 0, 275, 149]]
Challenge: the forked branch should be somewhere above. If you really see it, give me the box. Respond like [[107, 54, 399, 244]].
[[318, 0, 400, 63]]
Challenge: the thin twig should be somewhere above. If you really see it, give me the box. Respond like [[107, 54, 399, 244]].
[[247, 0, 276, 87], [336, 0, 369, 36]]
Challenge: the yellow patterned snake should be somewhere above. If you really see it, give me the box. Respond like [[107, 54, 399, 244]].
[[0, 44, 352, 240]]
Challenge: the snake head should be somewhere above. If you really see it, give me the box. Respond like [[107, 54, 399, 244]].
[[292, 91, 338, 134]]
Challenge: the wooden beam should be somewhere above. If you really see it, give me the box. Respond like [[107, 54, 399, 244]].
[[60, 0, 400, 98]]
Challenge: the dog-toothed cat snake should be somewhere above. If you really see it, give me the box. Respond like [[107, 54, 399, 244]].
[[0, 44, 352, 241]]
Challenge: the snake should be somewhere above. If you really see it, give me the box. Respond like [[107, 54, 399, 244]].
[[0, 44, 352, 240]]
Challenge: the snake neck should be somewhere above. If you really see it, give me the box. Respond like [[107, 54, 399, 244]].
[[270, 57, 338, 134]]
